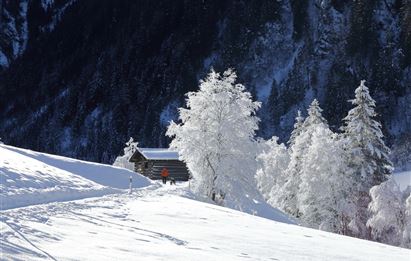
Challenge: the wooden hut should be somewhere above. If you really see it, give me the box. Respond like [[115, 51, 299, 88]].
[[129, 148, 190, 181]]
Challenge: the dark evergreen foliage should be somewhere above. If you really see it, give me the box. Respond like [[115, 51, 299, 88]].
[[0, 0, 410, 164]]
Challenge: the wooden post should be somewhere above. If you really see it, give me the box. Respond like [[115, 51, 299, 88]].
[[129, 175, 132, 194]]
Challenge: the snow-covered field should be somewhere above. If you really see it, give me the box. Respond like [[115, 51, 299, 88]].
[[2, 183, 410, 261], [0, 184, 411, 261], [1, 145, 410, 260], [393, 170, 411, 191], [0, 144, 151, 209]]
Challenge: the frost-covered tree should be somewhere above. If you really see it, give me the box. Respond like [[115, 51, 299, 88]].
[[167, 69, 261, 205], [113, 137, 138, 171], [298, 125, 354, 233], [256, 136, 290, 204], [279, 99, 327, 217], [287, 110, 304, 148], [367, 178, 406, 247], [342, 80, 393, 238], [301, 99, 328, 128], [403, 193, 411, 248]]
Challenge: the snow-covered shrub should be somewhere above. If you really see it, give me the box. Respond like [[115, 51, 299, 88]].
[[255, 136, 289, 204], [367, 178, 407, 247], [113, 137, 138, 171]]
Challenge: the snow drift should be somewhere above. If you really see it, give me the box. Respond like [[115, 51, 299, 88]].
[[0, 145, 151, 209]]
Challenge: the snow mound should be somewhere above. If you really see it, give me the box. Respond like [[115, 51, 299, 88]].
[[393, 170, 411, 191], [221, 191, 294, 224], [0, 145, 151, 209]]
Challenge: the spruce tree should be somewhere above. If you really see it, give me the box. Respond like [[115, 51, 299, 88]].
[[342, 80, 393, 239], [302, 99, 328, 128], [287, 110, 304, 148], [280, 99, 327, 217]]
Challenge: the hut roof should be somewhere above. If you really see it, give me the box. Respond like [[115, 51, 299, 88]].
[[130, 148, 180, 161]]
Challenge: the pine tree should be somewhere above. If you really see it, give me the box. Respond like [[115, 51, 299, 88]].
[[342, 80, 394, 239], [167, 69, 261, 206], [287, 110, 304, 148], [279, 99, 327, 217]]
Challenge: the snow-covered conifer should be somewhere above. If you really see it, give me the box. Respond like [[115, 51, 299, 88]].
[[279, 99, 327, 217], [167, 69, 261, 205], [113, 137, 138, 171], [256, 136, 289, 204], [367, 178, 405, 246], [287, 110, 304, 148], [302, 99, 327, 128], [342, 80, 393, 238]]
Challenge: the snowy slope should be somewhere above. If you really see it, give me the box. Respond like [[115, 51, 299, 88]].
[[1, 183, 409, 261], [0, 146, 409, 260], [393, 170, 411, 191], [0, 145, 151, 209]]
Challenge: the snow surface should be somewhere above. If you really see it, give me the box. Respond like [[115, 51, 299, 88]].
[[393, 170, 411, 192], [0, 145, 151, 209], [1, 183, 409, 261], [1, 145, 410, 260]]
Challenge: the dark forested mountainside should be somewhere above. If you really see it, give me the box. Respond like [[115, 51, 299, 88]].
[[0, 0, 410, 164]]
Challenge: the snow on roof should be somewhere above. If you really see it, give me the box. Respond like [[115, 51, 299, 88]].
[[136, 148, 180, 160]]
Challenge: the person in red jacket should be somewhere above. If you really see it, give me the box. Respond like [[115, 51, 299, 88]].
[[161, 167, 169, 184]]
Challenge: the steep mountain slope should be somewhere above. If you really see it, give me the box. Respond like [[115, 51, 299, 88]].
[[0, 0, 76, 68], [0, 0, 410, 164]]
